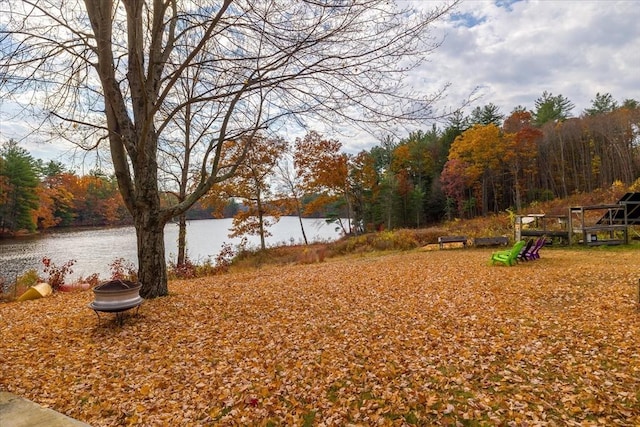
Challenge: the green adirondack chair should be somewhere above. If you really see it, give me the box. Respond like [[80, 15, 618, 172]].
[[490, 240, 526, 266]]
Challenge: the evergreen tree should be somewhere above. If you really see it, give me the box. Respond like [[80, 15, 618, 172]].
[[0, 141, 39, 232], [584, 92, 618, 116], [532, 91, 574, 126], [621, 98, 639, 110], [470, 103, 505, 127]]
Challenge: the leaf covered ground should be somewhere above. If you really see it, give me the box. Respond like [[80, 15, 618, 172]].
[[1, 247, 639, 426]]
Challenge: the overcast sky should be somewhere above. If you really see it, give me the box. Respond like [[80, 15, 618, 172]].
[[1, 0, 639, 165], [421, 0, 640, 122]]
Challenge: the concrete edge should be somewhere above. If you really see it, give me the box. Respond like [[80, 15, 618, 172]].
[[0, 392, 91, 427]]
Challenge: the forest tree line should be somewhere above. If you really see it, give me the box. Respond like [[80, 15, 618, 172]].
[[0, 147, 245, 235], [1, 92, 639, 237]]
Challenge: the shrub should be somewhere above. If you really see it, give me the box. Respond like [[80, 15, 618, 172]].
[[167, 243, 239, 279], [109, 258, 138, 282], [42, 257, 76, 291], [329, 230, 420, 255], [79, 273, 101, 287], [382, 229, 419, 250], [212, 243, 235, 274], [297, 245, 327, 264], [168, 257, 197, 280], [16, 269, 41, 289]]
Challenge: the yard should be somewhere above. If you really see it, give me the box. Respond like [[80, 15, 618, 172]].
[[1, 247, 639, 426]]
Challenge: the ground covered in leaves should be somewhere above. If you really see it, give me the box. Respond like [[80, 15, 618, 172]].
[[2, 247, 639, 426]]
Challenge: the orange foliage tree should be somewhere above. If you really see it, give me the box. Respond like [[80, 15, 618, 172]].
[[32, 170, 75, 229], [294, 131, 351, 234], [210, 135, 288, 250], [503, 110, 542, 211], [442, 124, 507, 216], [50, 172, 127, 227], [390, 136, 435, 227]]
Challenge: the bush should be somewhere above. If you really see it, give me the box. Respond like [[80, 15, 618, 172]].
[[42, 257, 76, 291], [372, 229, 419, 251], [168, 243, 238, 279], [329, 229, 420, 255], [17, 269, 41, 289], [80, 273, 101, 287], [168, 258, 197, 280], [109, 258, 138, 282], [212, 243, 235, 273]]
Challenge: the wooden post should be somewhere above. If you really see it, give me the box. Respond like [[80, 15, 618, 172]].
[[567, 208, 573, 245], [637, 278, 640, 311]]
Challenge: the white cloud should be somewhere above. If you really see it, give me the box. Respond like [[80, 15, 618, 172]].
[[418, 0, 640, 122], [2, 0, 639, 160]]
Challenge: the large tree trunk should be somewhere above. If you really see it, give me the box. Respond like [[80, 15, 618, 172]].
[[135, 211, 168, 299], [130, 128, 169, 298]]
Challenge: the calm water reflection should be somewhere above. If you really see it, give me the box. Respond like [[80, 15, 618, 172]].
[[0, 217, 342, 282]]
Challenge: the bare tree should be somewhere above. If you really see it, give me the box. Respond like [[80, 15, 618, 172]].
[[276, 152, 309, 246], [0, 0, 458, 298], [157, 62, 219, 268]]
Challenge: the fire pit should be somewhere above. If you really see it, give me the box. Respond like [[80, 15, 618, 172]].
[[89, 280, 143, 325]]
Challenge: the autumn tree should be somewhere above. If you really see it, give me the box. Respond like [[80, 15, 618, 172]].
[[582, 106, 640, 187], [276, 152, 309, 245], [440, 157, 470, 218], [32, 162, 73, 230], [214, 135, 288, 250], [502, 110, 541, 210], [0, 0, 457, 298], [390, 132, 436, 227], [532, 100, 640, 199], [62, 171, 125, 226], [441, 124, 506, 216], [294, 131, 351, 234]]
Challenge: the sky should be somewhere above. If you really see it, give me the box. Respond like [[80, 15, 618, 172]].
[[1, 0, 639, 166], [417, 0, 640, 124]]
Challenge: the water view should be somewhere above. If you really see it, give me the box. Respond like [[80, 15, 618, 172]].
[[0, 217, 343, 282]]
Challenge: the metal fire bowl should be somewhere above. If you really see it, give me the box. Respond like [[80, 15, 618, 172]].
[[91, 280, 142, 312]]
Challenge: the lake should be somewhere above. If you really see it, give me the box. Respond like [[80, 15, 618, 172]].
[[0, 217, 343, 282]]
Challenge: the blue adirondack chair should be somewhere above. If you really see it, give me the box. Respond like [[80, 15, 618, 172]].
[[490, 240, 526, 266]]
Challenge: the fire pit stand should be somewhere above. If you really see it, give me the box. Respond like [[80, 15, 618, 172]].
[[89, 280, 143, 326]]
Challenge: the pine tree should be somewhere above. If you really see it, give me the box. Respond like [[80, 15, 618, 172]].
[[0, 141, 39, 232]]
